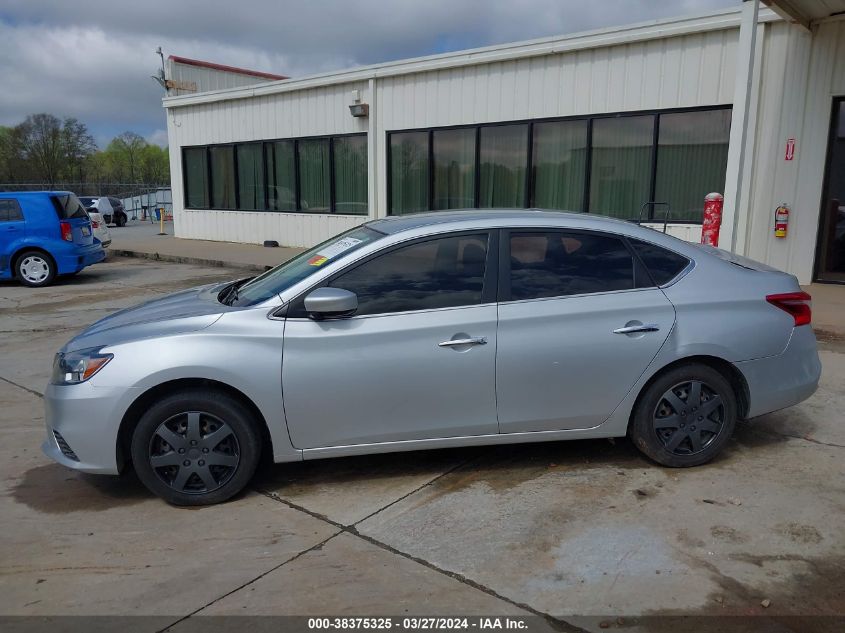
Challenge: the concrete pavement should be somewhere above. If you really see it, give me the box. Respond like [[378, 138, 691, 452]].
[[1, 257, 843, 631]]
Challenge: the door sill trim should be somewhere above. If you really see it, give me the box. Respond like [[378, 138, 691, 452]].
[[299, 424, 612, 461]]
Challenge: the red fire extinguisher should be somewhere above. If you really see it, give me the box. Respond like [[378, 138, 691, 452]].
[[774, 204, 789, 238], [701, 192, 724, 247]]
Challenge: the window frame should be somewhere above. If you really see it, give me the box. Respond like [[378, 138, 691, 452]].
[[497, 227, 653, 303], [287, 229, 500, 319], [386, 104, 731, 223], [181, 132, 367, 215]]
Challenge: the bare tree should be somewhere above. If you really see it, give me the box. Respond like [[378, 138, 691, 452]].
[[17, 113, 64, 185], [62, 117, 96, 182]]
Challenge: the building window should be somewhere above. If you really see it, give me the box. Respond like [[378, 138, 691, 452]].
[[182, 133, 367, 215], [236, 143, 264, 210], [386, 106, 731, 223], [531, 119, 588, 212], [389, 131, 429, 215], [298, 138, 331, 213], [333, 135, 368, 215], [655, 109, 731, 223], [183, 147, 208, 209], [266, 140, 296, 211], [209, 146, 236, 209], [433, 128, 476, 210], [479, 124, 528, 208]]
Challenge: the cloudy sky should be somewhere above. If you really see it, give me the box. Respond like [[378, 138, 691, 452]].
[[0, 0, 738, 148]]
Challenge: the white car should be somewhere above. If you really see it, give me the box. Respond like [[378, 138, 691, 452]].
[[87, 210, 112, 249]]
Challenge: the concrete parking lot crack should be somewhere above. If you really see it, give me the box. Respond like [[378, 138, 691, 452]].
[[155, 529, 343, 633], [0, 375, 44, 399]]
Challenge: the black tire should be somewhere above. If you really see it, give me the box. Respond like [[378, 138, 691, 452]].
[[15, 250, 56, 287], [131, 389, 262, 506], [629, 363, 737, 468], [115, 212, 127, 227]]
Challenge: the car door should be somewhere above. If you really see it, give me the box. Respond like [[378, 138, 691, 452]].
[[282, 231, 499, 449], [496, 229, 676, 433]]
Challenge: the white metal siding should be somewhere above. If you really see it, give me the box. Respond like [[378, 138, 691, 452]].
[[741, 18, 845, 283], [167, 60, 278, 96]]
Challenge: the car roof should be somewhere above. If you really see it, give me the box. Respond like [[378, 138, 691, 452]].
[[0, 191, 72, 197]]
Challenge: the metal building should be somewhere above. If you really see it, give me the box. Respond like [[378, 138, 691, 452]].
[[162, 0, 845, 284]]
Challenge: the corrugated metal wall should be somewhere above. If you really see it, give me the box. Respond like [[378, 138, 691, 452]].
[[167, 60, 276, 95], [741, 18, 845, 283], [168, 26, 739, 248]]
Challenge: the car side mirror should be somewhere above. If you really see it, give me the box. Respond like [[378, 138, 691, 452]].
[[303, 287, 358, 320]]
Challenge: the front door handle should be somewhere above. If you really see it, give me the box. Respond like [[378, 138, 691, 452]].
[[613, 323, 660, 334], [438, 336, 488, 347]]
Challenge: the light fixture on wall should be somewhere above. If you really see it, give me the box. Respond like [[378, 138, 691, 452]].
[[349, 89, 369, 117]]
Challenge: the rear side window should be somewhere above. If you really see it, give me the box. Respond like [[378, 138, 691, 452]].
[[629, 238, 690, 286], [51, 193, 89, 219], [0, 199, 24, 222], [507, 231, 634, 300], [330, 233, 490, 316]]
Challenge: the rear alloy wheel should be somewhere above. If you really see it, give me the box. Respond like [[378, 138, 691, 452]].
[[131, 390, 261, 505], [16, 251, 56, 287], [630, 364, 737, 467]]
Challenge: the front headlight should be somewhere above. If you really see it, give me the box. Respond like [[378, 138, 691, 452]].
[[51, 348, 113, 385]]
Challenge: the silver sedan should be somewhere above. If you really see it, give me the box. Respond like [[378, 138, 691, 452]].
[[43, 210, 821, 505]]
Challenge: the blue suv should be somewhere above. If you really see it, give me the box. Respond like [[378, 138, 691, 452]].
[[0, 191, 106, 287]]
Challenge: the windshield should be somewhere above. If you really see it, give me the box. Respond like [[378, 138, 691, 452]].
[[228, 225, 384, 306], [52, 193, 89, 219]]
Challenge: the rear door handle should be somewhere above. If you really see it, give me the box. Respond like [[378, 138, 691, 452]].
[[613, 324, 660, 334], [439, 337, 488, 347]]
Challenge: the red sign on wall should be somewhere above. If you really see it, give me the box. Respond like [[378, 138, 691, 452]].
[[785, 138, 796, 161]]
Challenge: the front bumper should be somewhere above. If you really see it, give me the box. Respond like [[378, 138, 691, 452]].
[[42, 381, 132, 474], [736, 325, 822, 419]]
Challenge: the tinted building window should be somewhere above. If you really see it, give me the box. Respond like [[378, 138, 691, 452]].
[[479, 124, 528, 208], [432, 128, 476, 210], [390, 131, 429, 215], [531, 119, 588, 212], [331, 234, 489, 316], [298, 139, 331, 212], [655, 110, 731, 222], [266, 141, 296, 211], [237, 143, 264, 210], [184, 147, 209, 209], [590, 116, 654, 220], [629, 238, 690, 286], [209, 146, 236, 209], [508, 231, 634, 300], [334, 135, 368, 215]]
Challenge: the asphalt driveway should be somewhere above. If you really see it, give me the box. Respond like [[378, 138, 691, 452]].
[[0, 256, 843, 631]]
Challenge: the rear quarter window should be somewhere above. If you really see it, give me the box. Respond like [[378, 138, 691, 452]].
[[629, 238, 690, 286]]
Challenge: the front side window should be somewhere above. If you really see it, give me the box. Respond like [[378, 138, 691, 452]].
[[184, 147, 209, 208], [209, 146, 236, 209], [508, 231, 634, 301], [331, 233, 489, 316]]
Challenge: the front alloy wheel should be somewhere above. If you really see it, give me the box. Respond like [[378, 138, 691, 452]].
[[131, 390, 261, 505]]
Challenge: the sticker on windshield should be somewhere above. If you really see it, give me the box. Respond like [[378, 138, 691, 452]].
[[307, 237, 363, 266]]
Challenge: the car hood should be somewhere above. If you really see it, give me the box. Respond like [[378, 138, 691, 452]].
[[63, 282, 235, 352]]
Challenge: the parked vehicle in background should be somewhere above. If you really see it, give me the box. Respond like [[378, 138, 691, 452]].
[[0, 191, 105, 287], [41, 210, 821, 505], [106, 197, 128, 227], [87, 210, 112, 249]]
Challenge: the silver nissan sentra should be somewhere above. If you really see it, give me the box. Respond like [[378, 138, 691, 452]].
[[43, 210, 821, 505]]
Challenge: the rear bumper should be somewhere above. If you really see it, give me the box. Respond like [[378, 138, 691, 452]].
[[736, 325, 821, 419], [55, 243, 106, 275]]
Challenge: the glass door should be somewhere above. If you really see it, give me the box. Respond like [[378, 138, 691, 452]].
[[816, 98, 845, 283]]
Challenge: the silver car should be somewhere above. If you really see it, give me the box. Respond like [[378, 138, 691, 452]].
[[43, 210, 821, 505]]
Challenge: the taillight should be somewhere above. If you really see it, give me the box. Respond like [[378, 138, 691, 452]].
[[766, 291, 812, 326], [60, 221, 73, 242], [91, 220, 99, 229]]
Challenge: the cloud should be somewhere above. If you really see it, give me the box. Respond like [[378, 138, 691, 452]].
[[0, 0, 738, 144]]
